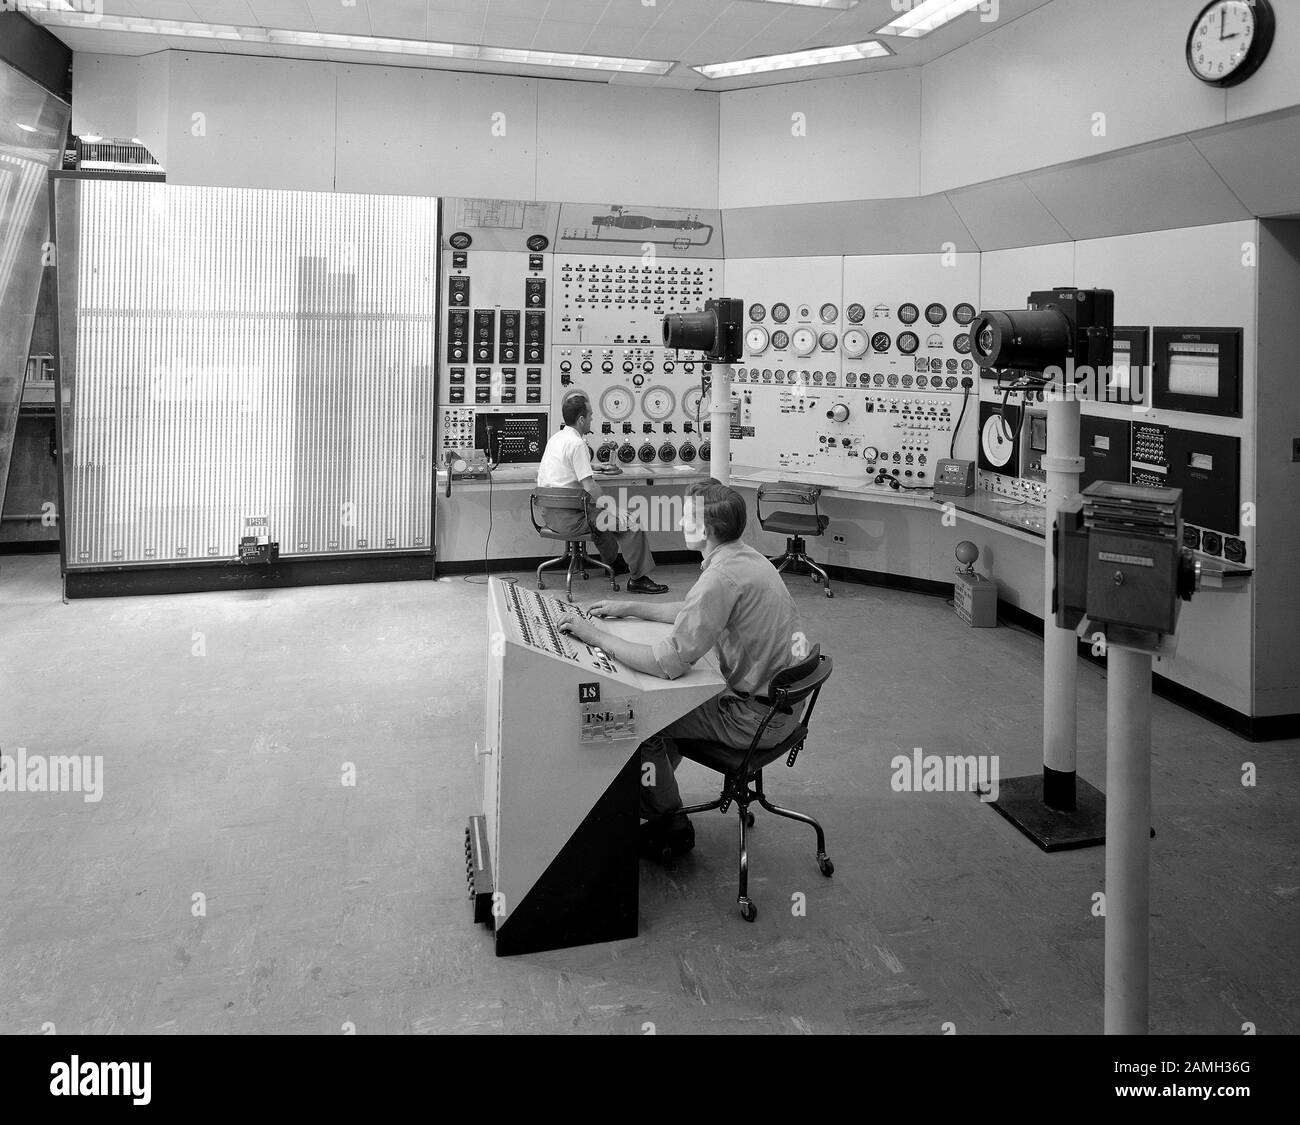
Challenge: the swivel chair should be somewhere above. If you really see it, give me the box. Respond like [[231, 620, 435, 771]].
[[757, 483, 833, 598], [662, 645, 834, 922], [529, 487, 618, 602]]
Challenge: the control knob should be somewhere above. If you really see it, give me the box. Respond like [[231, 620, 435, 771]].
[[826, 404, 850, 423]]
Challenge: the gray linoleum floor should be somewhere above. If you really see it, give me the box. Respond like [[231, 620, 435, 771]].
[[1, 552, 1296, 1035]]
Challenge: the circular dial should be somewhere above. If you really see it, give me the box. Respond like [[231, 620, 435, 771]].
[[791, 328, 817, 357], [749, 302, 767, 323], [770, 302, 791, 324], [826, 404, 850, 423], [925, 302, 947, 325], [897, 331, 920, 355], [846, 303, 865, 324], [1187, 0, 1275, 87], [600, 387, 634, 422], [683, 386, 704, 418], [953, 302, 977, 326], [771, 329, 790, 350], [842, 328, 869, 358], [448, 231, 472, 250], [927, 333, 944, 349], [820, 302, 839, 323], [898, 303, 920, 325], [981, 413, 1017, 469], [871, 331, 892, 353], [526, 234, 549, 251], [954, 332, 972, 354], [818, 330, 838, 351], [746, 326, 770, 354]]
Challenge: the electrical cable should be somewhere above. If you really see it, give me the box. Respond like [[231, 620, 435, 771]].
[[950, 381, 972, 460], [462, 429, 504, 586]]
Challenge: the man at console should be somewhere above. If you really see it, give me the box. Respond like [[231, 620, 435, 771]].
[[538, 393, 668, 595], [557, 480, 804, 857]]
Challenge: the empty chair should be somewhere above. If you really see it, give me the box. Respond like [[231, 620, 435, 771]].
[[757, 483, 833, 597]]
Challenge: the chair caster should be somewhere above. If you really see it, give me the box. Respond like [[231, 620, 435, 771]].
[[818, 854, 834, 877], [537, 581, 545, 590], [825, 588, 834, 599], [611, 583, 620, 592], [744, 811, 755, 827], [739, 897, 757, 922]]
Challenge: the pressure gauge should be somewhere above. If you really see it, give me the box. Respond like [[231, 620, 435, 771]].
[[449, 231, 472, 250], [526, 234, 549, 252], [871, 331, 892, 353], [925, 302, 948, 325], [926, 333, 944, 349], [898, 303, 919, 325], [842, 328, 869, 358], [897, 331, 920, 355], [642, 386, 675, 422], [600, 387, 634, 422], [791, 328, 817, 357], [797, 304, 813, 321], [818, 330, 838, 351], [846, 303, 865, 324], [954, 332, 972, 354], [746, 326, 770, 354], [749, 303, 767, 323], [953, 302, 976, 326], [683, 387, 704, 418], [981, 413, 1016, 469], [771, 302, 791, 324], [820, 303, 839, 323]]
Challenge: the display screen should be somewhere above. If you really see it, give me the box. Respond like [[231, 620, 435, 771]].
[[1030, 415, 1047, 453], [1167, 342, 1221, 398], [1189, 452, 1214, 471], [1109, 340, 1132, 392], [1093, 435, 1111, 452]]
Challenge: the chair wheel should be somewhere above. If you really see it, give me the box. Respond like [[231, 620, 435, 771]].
[[611, 582, 620, 592], [537, 581, 545, 590], [818, 855, 834, 877], [581, 571, 588, 579], [739, 897, 757, 922], [825, 589, 834, 598], [744, 811, 755, 827]]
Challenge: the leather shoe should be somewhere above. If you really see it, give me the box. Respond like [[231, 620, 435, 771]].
[[626, 576, 669, 594]]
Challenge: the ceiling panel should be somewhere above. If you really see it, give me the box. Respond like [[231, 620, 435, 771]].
[[366, 0, 427, 38], [1190, 109, 1300, 219], [306, 0, 373, 35]]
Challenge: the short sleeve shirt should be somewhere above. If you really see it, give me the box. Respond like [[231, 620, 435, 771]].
[[537, 426, 594, 488]]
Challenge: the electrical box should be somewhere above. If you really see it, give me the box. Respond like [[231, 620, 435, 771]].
[[954, 571, 998, 628]]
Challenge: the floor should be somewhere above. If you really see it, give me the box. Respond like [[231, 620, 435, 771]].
[[0, 553, 1296, 1035]]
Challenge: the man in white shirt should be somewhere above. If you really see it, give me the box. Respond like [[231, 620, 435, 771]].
[[536, 393, 668, 595]]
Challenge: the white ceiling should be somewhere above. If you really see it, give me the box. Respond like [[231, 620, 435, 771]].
[[36, 0, 1057, 91]]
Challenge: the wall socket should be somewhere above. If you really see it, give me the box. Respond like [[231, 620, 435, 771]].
[[832, 534, 846, 544]]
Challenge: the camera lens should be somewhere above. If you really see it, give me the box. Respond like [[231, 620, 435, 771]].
[[969, 308, 1071, 373], [663, 310, 718, 353]]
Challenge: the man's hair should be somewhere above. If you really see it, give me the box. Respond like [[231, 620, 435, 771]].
[[562, 394, 591, 427], [686, 479, 746, 544]]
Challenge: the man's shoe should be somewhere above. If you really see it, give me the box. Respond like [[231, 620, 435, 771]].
[[626, 576, 669, 594], [640, 818, 695, 862]]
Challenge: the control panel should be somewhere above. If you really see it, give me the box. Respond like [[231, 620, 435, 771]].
[[555, 254, 720, 347]]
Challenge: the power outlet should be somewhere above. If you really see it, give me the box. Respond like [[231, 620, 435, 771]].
[[832, 534, 846, 544]]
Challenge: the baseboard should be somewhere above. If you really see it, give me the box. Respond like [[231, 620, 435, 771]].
[[0, 539, 61, 555]]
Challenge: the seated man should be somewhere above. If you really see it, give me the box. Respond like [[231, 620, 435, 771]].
[[537, 393, 668, 595], [557, 479, 805, 857]]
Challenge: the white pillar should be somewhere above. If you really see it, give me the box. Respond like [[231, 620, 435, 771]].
[[708, 363, 731, 485]]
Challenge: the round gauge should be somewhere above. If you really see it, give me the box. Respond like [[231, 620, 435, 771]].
[[954, 332, 972, 354], [746, 326, 770, 355], [898, 303, 920, 325], [600, 386, 634, 422], [873, 373, 886, 386], [886, 373, 900, 388], [846, 303, 866, 324], [901, 374, 914, 388], [771, 302, 791, 324], [946, 376, 960, 389], [953, 302, 976, 326], [791, 328, 817, 357], [526, 234, 549, 252], [749, 303, 767, 323], [683, 387, 704, 418], [927, 333, 944, 349], [797, 304, 813, 321], [981, 413, 1016, 469], [873, 303, 891, 319], [448, 231, 472, 250], [771, 329, 790, 350], [820, 303, 839, 324], [842, 328, 869, 358], [897, 331, 920, 355], [917, 375, 929, 388], [925, 303, 947, 325], [818, 330, 838, 351], [871, 331, 892, 353], [642, 386, 675, 422]]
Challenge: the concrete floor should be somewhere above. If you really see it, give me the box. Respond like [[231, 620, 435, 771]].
[[0, 552, 1296, 1035]]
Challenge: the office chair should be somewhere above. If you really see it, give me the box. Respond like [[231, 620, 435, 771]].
[[663, 645, 834, 923], [529, 487, 619, 602], [757, 483, 833, 598]]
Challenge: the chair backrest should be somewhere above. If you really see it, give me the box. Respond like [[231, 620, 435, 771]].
[[530, 487, 594, 538], [756, 483, 821, 505], [768, 643, 831, 717]]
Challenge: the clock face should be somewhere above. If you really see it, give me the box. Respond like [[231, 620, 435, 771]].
[[1187, 0, 1275, 87]]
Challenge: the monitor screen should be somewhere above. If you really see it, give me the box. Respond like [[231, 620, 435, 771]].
[[1030, 414, 1047, 453], [1109, 340, 1132, 392], [1167, 342, 1220, 398]]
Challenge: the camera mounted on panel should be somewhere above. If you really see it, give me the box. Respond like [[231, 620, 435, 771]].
[[969, 287, 1115, 392], [662, 297, 744, 364]]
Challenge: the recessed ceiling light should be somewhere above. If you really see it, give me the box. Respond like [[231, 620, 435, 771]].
[[875, 0, 989, 38], [24, 12, 674, 75], [693, 41, 889, 79]]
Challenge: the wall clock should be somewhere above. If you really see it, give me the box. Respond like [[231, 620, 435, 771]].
[[1187, 0, 1275, 87]]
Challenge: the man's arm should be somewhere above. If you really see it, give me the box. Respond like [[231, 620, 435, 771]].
[[589, 599, 683, 625]]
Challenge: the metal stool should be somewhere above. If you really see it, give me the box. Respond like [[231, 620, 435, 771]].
[[757, 483, 833, 598]]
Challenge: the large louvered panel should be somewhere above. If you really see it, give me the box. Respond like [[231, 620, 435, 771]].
[[61, 182, 437, 568]]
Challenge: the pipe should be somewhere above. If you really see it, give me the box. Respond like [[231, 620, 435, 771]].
[[708, 363, 731, 485]]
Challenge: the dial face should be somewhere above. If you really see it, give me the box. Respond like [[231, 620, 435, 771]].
[[897, 331, 920, 355], [600, 387, 634, 422], [926, 333, 944, 349], [925, 302, 947, 325], [871, 331, 892, 353], [683, 387, 703, 418], [642, 386, 675, 422], [749, 303, 767, 323], [771, 329, 790, 350], [1187, 0, 1273, 87], [449, 231, 472, 250], [745, 326, 770, 354], [771, 302, 791, 324], [842, 328, 869, 358], [791, 328, 817, 357], [820, 303, 839, 324], [954, 332, 972, 354], [846, 303, 866, 324], [898, 303, 920, 325], [981, 414, 1016, 469], [818, 330, 838, 351], [526, 234, 549, 251], [953, 302, 977, 326]]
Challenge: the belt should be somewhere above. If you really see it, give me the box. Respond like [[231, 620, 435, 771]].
[[738, 692, 793, 715]]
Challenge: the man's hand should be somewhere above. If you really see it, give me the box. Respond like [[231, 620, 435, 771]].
[[556, 609, 604, 647], [587, 599, 631, 619]]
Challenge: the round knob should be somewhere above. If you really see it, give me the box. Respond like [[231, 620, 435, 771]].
[[827, 404, 850, 423]]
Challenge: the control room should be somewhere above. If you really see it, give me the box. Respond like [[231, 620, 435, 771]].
[[1, 0, 1297, 1051]]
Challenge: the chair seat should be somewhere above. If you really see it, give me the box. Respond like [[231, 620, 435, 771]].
[[761, 510, 829, 537], [676, 724, 807, 777]]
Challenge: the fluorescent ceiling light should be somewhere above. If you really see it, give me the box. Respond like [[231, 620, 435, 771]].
[[875, 0, 988, 38], [17, 123, 38, 133], [693, 41, 889, 79], [752, 1, 860, 8], [24, 13, 673, 75]]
